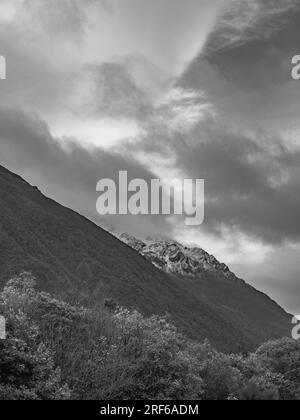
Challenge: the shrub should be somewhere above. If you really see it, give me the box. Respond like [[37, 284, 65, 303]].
[[0, 272, 298, 401], [0, 272, 70, 400]]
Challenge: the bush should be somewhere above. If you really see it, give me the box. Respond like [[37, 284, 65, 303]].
[[0, 272, 299, 400], [0, 272, 70, 400], [255, 338, 300, 400]]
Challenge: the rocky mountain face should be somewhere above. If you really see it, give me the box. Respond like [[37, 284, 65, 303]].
[[119, 233, 243, 284]]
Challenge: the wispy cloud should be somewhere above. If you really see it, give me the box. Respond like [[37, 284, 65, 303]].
[[151, 88, 216, 135], [206, 0, 300, 53]]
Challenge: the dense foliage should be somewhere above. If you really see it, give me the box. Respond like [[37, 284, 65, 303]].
[[0, 273, 299, 400]]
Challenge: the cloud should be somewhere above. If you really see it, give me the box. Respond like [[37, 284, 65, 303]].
[[46, 61, 151, 149], [0, 0, 224, 104], [0, 0, 25, 22], [0, 0, 225, 152], [176, 225, 273, 266], [206, 0, 300, 53], [2, 0, 300, 248], [0, 107, 173, 238], [0, 0, 108, 37], [181, 3, 300, 148], [102, 0, 223, 82], [129, 113, 300, 246], [81, 62, 152, 121], [233, 243, 300, 314], [54, 65, 215, 149], [153, 88, 216, 135], [185, 128, 300, 245], [0, 11, 152, 148]]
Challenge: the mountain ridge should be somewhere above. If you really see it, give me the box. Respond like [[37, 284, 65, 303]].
[[0, 163, 292, 352], [117, 232, 289, 315], [118, 233, 244, 283]]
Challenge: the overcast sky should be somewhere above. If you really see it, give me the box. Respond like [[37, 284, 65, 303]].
[[1, 0, 300, 314]]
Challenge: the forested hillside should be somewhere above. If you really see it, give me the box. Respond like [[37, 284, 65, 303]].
[[0, 165, 291, 352], [0, 272, 299, 400]]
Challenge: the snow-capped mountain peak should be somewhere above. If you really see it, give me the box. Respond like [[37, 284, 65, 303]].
[[118, 233, 243, 284]]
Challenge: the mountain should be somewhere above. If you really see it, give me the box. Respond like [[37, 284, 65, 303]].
[[118, 233, 243, 283], [0, 164, 292, 352]]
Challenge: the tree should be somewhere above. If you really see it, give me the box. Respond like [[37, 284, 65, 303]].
[[0, 272, 70, 400], [255, 338, 300, 400], [0, 272, 298, 401]]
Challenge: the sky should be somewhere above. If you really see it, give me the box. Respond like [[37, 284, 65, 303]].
[[0, 0, 300, 314]]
